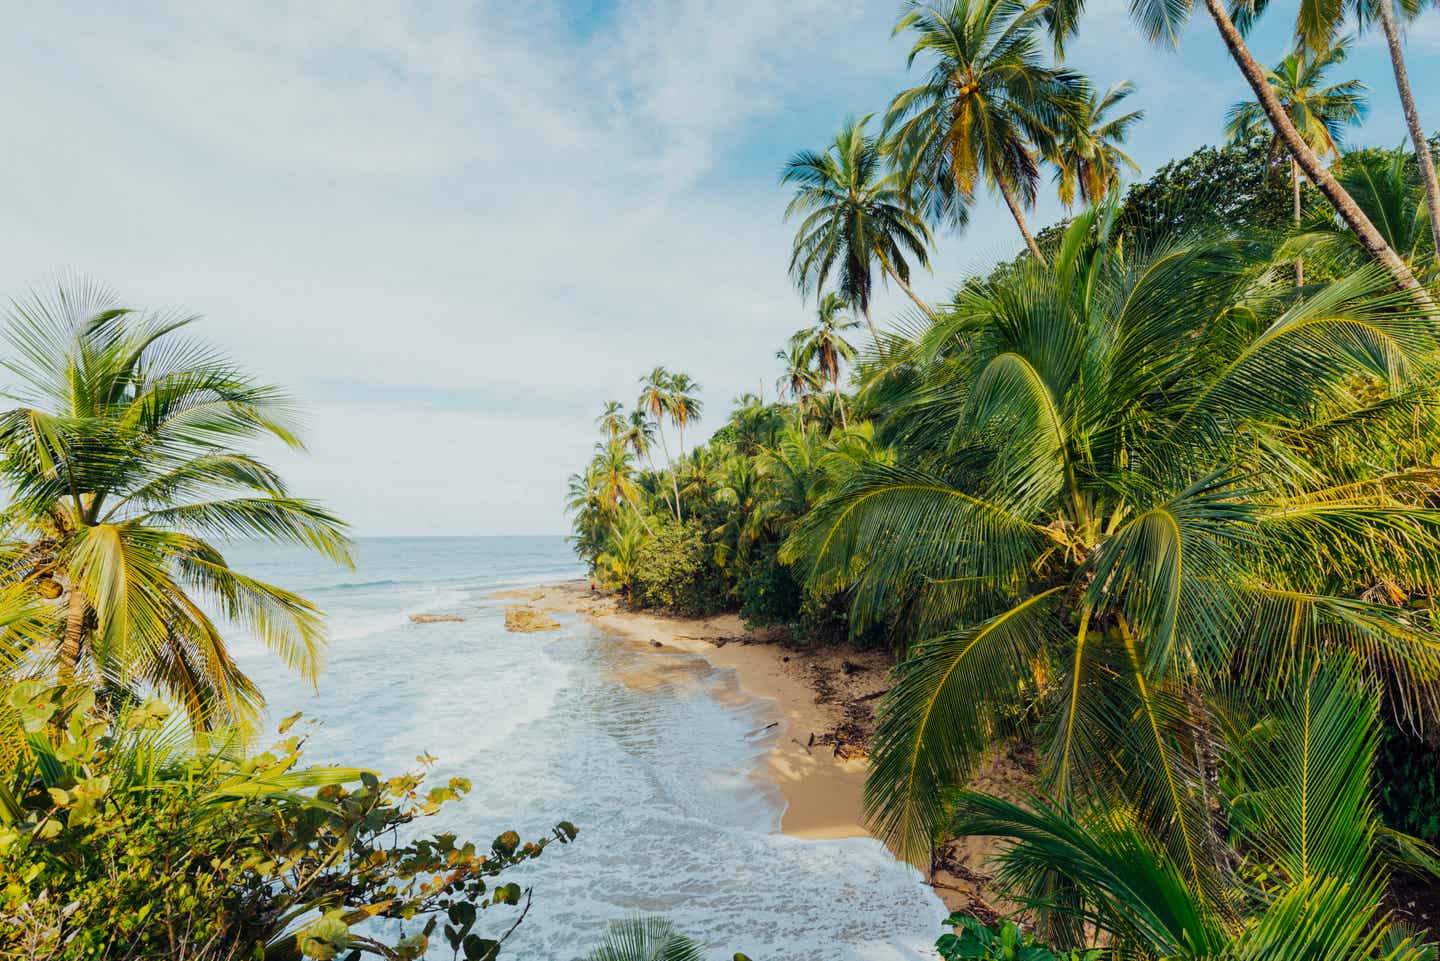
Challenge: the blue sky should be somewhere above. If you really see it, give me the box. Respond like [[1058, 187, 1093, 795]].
[[0, 1, 1436, 535]]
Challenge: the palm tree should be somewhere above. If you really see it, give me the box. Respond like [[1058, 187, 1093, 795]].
[[1123, 0, 1433, 303], [595, 400, 627, 441], [950, 663, 1431, 957], [667, 372, 703, 463], [1300, 144, 1436, 270], [782, 116, 937, 340], [1234, 0, 1440, 262], [0, 283, 351, 729], [885, 0, 1089, 265], [638, 367, 682, 520], [784, 217, 1440, 864], [591, 440, 652, 535], [1226, 39, 1367, 287], [775, 334, 823, 425], [1053, 82, 1145, 209], [798, 293, 859, 429], [579, 916, 703, 961]]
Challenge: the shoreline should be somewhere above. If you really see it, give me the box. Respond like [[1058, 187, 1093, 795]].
[[491, 579, 881, 840], [490, 580, 1029, 920]]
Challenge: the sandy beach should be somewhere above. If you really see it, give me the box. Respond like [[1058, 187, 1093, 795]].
[[492, 580, 1029, 919]]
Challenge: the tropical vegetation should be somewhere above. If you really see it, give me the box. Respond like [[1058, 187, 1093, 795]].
[[565, 0, 1440, 954]]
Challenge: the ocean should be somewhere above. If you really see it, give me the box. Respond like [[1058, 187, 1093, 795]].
[[224, 536, 947, 960]]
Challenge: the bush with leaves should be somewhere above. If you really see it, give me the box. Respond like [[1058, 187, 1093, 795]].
[[630, 521, 729, 616], [0, 682, 576, 960], [937, 916, 1100, 961]]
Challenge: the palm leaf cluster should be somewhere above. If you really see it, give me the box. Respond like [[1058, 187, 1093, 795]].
[[953, 662, 1434, 957], [0, 283, 350, 729], [783, 211, 1440, 867]]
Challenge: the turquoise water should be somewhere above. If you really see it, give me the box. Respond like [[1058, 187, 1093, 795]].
[[224, 537, 946, 960]]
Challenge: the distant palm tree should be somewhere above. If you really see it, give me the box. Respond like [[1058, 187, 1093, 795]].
[[799, 293, 860, 429], [782, 116, 937, 341], [775, 335, 823, 425], [1053, 82, 1145, 209], [622, 407, 657, 467], [1227, 39, 1366, 287], [0, 283, 351, 729], [1238, 0, 1440, 261], [885, 0, 1089, 264], [595, 400, 627, 441], [591, 440, 651, 534], [638, 367, 682, 520], [667, 372, 703, 463]]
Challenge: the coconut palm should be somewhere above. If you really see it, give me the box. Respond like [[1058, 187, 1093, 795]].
[[1115, 0, 1434, 301], [1226, 39, 1367, 287], [798, 293, 860, 430], [591, 440, 652, 535], [1053, 82, 1145, 209], [667, 372, 703, 463], [638, 367, 682, 520], [775, 334, 823, 425], [782, 116, 937, 340], [1300, 145, 1437, 270], [596, 400, 627, 441], [1232, 0, 1440, 262], [580, 916, 703, 961], [951, 662, 1432, 957], [0, 283, 351, 729], [784, 216, 1440, 865], [885, 0, 1090, 265]]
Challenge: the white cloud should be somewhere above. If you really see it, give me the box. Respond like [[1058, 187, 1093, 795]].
[[1, 0, 1425, 536]]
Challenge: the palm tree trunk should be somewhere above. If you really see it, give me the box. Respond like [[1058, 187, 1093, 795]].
[[997, 175, 1047, 265], [653, 425, 682, 521], [1292, 157, 1304, 290], [834, 379, 847, 430], [860, 304, 883, 353], [882, 262, 939, 321], [58, 587, 85, 678], [1375, 0, 1440, 257], [1202, 0, 1432, 306]]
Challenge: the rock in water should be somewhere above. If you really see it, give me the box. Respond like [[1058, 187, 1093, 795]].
[[410, 613, 465, 624], [504, 605, 560, 633]]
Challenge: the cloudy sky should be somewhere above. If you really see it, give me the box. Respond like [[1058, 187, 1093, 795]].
[[1, 1, 1436, 535]]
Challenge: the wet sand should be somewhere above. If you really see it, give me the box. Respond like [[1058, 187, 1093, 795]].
[[491, 580, 1031, 917]]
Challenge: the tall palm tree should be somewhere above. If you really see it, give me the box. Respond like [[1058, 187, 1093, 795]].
[[0, 283, 351, 729], [775, 334, 823, 425], [784, 217, 1440, 865], [782, 116, 937, 340], [1234, 0, 1440, 262], [595, 400, 627, 441], [1226, 39, 1367, 287], [667, 372, 703, 464], [1122, 0, 1434, 303], [638, 367, 682, 521], [798, 293, 860, 429], [951, 663, 1431, 957], [885, 0, 1090, 265], [1053, 82, 1145, 209]]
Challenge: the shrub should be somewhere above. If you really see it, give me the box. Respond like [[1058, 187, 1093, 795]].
[[0, 682, 576, 960], [631, 521, 729, 616]]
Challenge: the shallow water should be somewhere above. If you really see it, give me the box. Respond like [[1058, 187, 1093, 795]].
[[225, 536, 946, 960]]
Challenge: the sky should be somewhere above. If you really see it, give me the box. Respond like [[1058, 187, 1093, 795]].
[[0, 0, 1436, 536]]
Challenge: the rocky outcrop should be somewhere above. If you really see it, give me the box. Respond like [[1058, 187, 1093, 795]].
[[504, 605, 560, 633], [410, 613, 465, 624]]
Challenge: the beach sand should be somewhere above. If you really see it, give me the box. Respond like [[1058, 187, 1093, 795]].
[[491, 581, 1031, 918]]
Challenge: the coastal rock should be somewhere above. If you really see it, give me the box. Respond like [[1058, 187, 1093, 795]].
[[504, 605, 560, 633], [410, 613, 465, 624]]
